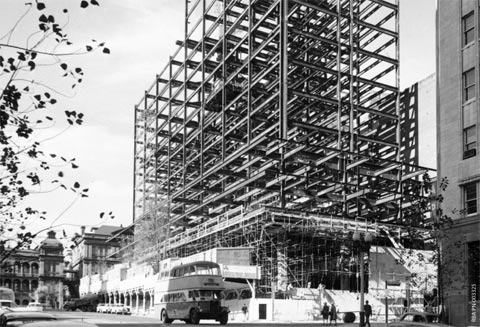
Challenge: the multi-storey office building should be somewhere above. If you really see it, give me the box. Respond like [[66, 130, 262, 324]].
[[437, 1, 480, 326], [133, 0, 435, 297], [70, 226, 123, 280]]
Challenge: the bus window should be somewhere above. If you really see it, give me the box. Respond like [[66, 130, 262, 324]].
[[225, 291, 238, 300], [185, 265, 195, 276], [239, 289, 252, 299], [199, 290, 212, 299], [196, 264, 220, 276]]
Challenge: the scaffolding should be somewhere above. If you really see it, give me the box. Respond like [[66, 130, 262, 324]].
[[133, 0, 433, 293]]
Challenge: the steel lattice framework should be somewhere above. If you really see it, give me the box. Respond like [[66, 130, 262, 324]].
[[132, 0, 433, 291]]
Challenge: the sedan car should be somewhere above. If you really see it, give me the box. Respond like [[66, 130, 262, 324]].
[[95, 303, 106, 313], [389, 311, 452, 327], [26, 303, 44, 312], [0, 311, 56, 326], [110, 303, 130, 315]]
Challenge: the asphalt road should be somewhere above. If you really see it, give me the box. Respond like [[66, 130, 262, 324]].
[[47, 311, 389, 326]]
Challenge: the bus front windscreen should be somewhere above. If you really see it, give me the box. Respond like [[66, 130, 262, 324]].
[[196, 264, 220, 276]]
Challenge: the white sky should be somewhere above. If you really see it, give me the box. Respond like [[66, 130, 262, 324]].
[[1, 0, 436, 244]]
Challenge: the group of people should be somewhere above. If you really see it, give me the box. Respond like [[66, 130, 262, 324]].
[[320, 301, 338, 325], [320, 300, 373, 326]]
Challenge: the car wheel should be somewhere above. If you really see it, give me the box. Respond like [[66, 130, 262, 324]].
[[161, 309, 173, 324], [219, 312, 228, 325], [190, 308, 200, 325]]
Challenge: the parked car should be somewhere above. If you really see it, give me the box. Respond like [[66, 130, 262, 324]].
[[110, 303, 130, 315], [389, 311, 453, 327], [103, 303, 112, 314], [95, 303, 107, 313], [26, 303, 44, 312], [0, 311, 56, 326]]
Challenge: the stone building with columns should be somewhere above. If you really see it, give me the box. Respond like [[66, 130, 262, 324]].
[[0, 230, 65, 307]]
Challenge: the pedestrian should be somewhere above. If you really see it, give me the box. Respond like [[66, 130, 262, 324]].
[[321, 302, 330, 325], [364, 300, 372, 327], [329, 301, 337, 326], [241, 303, 248, 321]]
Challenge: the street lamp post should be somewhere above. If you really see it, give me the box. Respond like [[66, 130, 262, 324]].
[[353, 230, 373, 327]]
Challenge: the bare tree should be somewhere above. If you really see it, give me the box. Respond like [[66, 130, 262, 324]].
[[0, 0, 110, 257]]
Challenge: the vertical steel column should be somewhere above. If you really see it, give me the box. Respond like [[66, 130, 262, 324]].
[[247, 0, 252, 146], [143, 91, 148, 219], [200, 0, 206, 183], [182, 0, 189, 218], [395, 0, 403, 223], [336, 0, 343, 150], [279, 0, 289, 209], [166, 57, 173, 258], [154, 75, 160, 267], [222, 0, 227, 163], [133, 104, 138, 223]]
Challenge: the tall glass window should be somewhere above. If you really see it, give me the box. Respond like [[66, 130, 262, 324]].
[[463, 69, 476, 102], [463, 12, 475, 46], [464, 125, 477, 159], [464, 182, 478, 214]]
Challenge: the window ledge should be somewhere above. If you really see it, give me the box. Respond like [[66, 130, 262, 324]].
[[463, 98, 476, 106], [462, 41, 475, 50]]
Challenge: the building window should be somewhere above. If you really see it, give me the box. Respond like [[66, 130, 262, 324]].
[[463, 69, 476, 102], [464, 182, 478, 214], [464, 125, 477, 159], [463, 12, 475, 46]]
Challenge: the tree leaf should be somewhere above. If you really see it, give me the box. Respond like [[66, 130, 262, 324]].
[[39, 14, 48, 23], [73, 182, 80, 188], [86, 45, 93, 52], [37, 2, 46, 10], [60, 63, 67, 70], [80, 1, 89, 8], [100, 212, 105, 218], [102, 47, 110, 54], [91, 0, 99, 5]]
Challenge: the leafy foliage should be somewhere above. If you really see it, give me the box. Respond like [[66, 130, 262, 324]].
[[0, 1, 110, 256]]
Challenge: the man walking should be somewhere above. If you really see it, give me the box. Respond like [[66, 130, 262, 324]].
[[364, 300, 372, 327], [329, 301, 337, 326], [321, 302, 330, 325]]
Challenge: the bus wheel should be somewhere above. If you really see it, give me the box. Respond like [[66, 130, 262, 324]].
[[160, 309, 172, 324], [219, 312, 228, 325], [189, 308, 200, 325]]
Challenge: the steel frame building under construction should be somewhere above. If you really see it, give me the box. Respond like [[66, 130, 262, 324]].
[[133, 0, 433, 293]]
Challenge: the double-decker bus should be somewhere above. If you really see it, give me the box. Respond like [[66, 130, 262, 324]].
[[154, 261, 229, 325], [0, 287, 15, 307]]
